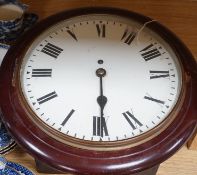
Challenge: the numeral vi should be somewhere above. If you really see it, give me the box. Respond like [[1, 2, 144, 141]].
[[93, 116, 108, 137]]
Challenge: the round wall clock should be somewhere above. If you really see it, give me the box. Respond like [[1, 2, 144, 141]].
[[0, 7, 196, 175]]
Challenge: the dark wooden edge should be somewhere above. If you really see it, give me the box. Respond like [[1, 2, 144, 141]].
[[133, 165, 159, 175], [187, 128, 197, 149], [0, 7, 196, 175], [35, 159, 65, 174], [35, 159, 159, 175]]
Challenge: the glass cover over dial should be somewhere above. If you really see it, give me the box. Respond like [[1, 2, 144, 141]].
[[20, 14, 182, 143]]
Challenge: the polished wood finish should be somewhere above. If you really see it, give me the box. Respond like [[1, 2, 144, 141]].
[[6, 146, 197, 175], [133, 166, 158, 175], [1, 4, 197, 175], [35, 159, 64, 174], [188, 129, 197, 150], [36, 160, 159, 175]]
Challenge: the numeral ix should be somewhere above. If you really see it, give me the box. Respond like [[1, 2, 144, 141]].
[[32, 69, 52, 77]]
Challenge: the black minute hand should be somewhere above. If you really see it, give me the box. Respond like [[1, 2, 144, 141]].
[[96, 68, 108, 137]]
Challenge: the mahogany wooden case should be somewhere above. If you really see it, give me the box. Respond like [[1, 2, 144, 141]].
[[0, 7, 196, 175]]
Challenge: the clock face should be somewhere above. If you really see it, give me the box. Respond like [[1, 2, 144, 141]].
[[20, 15, 182, 144]]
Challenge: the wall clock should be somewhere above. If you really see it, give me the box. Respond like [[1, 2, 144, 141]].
[[0, 7, 196, 175]]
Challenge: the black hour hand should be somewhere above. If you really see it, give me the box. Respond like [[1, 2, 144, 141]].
[[97, 95, 107, 109]]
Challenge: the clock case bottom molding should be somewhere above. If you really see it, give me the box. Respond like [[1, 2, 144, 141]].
[[35, 159, 159, 175]]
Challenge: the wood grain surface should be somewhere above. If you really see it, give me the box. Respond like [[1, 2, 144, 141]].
[[5, 0, 197, 174]]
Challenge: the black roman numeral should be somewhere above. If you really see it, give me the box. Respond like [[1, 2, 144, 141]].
[[144, 96, 165, 105], [41, 43, 63, 58], [37, 91, 57, 105], [67, 29, 78, 41], [123, 111, 143, 130], [96, 24, 105, 38], [150, 70, 170, 79], [121, 29, 136, 45], [140, 44, 161, 61], [32, 69, 52, 77], [93, 116, 108, 137], [61, 109, 75, 126]]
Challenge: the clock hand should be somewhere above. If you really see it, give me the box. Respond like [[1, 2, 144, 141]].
[[96, 68, 108, 137]]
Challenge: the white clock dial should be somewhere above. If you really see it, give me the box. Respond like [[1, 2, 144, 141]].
[[20, 15, 182, 142]]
